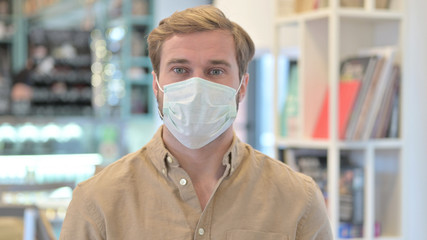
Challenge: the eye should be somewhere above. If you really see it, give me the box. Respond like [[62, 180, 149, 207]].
[[173, 67, 187, 74], [209, 69, 224, 75]]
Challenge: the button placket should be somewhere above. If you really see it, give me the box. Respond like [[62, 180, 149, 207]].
[[168, 166, 199, 206]]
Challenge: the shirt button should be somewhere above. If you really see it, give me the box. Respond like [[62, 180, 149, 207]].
[[179, 178, 187, 186], [162, 168, 167, 175], [198, 228, 205, 236], [166, 156, 173, 163]]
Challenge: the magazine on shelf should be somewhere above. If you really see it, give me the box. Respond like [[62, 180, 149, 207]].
[[312, 55, 377, 139], [370, 65, 400, 138], [344, 56, 380, 140], [344, 46, 398, 140], [349, 57, 385, 140], [359, 46, 397, 140]]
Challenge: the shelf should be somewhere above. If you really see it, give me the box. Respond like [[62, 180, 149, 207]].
[[275, 8, 402, 26], [0, 38, 12, 43], [25, 0, 83, 21], [338, 9, 403, 20], [0, 115, 98, 124], [276, 137, 402, 150], [275, 8, 330, 26], [0, 183, 75, 192], [0, 14, 13, 21], [339, 139, 402, 150], [337, 238, 402, 240], [107, 15, 152, 28], [130, 15, 153, 26], [104, 0, 154, 119], [0, 154, 102, 166], [130, 56, 152, 68], [129, 80, 151, 86], [276, 137, 330, 149], [0, 14, 14, 44]]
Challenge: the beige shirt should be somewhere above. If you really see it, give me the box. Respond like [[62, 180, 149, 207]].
[[60, 127, 332, 240]]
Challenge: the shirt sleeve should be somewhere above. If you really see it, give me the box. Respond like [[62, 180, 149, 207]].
[[296, 177, 333, 240], [59, 185, 105, 240]]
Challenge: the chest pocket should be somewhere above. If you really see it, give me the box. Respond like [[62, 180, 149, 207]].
[[226, 229, 288, 240]]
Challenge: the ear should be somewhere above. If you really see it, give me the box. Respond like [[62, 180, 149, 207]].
[[152, 71, 158, 97], [238, 73, 249, 102]]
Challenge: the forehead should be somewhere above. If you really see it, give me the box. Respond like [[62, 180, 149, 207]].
[[160, 30, 237, 67]]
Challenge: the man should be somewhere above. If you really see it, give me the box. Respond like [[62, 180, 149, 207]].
[[60, 5, 332, 240]]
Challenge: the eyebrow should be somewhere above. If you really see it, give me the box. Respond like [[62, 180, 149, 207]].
[[166, 58, 190, 67], [209, 59, 231, 68], [165, 58, 232, 68]]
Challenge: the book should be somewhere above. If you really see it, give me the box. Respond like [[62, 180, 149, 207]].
[[376, 0, 391, 9], [384, 66, 400, 138], [296, 155, 328, 196], [312, 81, 361, 139], [280, 61, 299, 137], [281, 148, 298, 170], [340, 0, 363, 7], [370, 65, 400, 138], [0, 45, 11, 115], [359, 46, 397, 140], [295, 0, 316, 13], [339, 166, 364, 224], [386, 82, 400, 138], [345, 56, 379, 140], [312, 56, 376, 139], [350, 57, 385, 140], [281, 149, 328, 200], [338, 222, 382, 238], [338, 222, 363, 238], [277, 0, 295, 17], [313, 0, 329, 9]]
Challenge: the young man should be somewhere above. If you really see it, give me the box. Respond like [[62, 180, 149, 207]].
[[60, 5, 332, 240]]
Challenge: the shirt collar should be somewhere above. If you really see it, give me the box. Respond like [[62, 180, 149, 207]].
[[145, 127, 169, 176], [146, 126, 244, 178], [221, 132, 243, 176]]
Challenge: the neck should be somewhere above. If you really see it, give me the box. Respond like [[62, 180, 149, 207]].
[[162, 125, 233, 181], [162, 125, 234, 210]]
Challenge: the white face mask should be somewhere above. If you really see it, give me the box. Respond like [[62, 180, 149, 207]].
[[156, 77, 243, 149]]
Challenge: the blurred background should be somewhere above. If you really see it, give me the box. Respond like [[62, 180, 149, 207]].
[[0, 0, 426, 239]]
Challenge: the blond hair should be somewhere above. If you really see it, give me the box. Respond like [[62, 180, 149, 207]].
[[147, 5, 255, 79]]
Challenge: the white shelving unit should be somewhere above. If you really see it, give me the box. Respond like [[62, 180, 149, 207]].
[[274, 0, 404, 239]]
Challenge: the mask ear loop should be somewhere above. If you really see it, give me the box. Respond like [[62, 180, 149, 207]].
[[235, 76, 245, 98], [155, 76, 165, 93], [155, 76, 165, 119]]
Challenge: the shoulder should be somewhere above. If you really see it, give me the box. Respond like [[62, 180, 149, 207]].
[[244, 145, 332, 237], [61, 146, 160, 239], [71, 127, 165, 205], [74, 147, 151, 200], [244, 144, 320, 200]]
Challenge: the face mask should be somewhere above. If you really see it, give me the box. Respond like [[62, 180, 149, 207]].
[[156, 77, 243, 149]]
